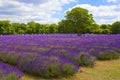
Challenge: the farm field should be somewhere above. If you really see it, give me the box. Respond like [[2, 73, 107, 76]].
[[0, 0, 120, 80], [0, 34, 120, 80]]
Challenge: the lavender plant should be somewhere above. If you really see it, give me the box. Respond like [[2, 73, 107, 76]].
[[0, 62, 23, 80]]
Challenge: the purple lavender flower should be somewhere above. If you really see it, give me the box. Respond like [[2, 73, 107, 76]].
[[0, 62, 23, 79]]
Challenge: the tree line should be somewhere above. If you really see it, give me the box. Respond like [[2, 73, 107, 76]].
[[0, 7, 120, 35], [0, 20, 58, 34]]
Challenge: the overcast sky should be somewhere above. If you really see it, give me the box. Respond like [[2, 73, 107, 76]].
[[0, 0, 120, 24]]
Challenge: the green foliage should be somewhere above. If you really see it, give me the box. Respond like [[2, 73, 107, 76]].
[[49, 24, 58, 33], [114, 48, 120, 53], [8, 53, 19, 65], [66, 7, 94, 34], [75, 52, 96, 67], [88, 23, 100, 33], [62, 63, 77, 76], [0, 20, 13, 34], [0, 20, 58, 35], [111, 21, 120, 34], [0, 19, 119, 34], [58, 20, 75, 33], [11, 23, 27, 34], [36, 48, 49, 53], [0, 73, 18, 80], [59, 49, 72, 58], [59, 7, 95, 34], [89, 48, 96, 53], [44, 63, 61, 78], [0, 53, 10, 63], [17, 53, 35, 68], [0, 52, 19, 65], [100, 24, 112, 34], [100, 24, 108, 29], [98, 50, 120, 60]]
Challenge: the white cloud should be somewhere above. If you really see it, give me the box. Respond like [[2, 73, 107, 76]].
[[106, 0, 120, 3], [18, 0, 49, 4], [1, 0, 119, 24], [60, 0, 76, 4], [0, 0, 76, 23], [69, 4, 120, 24]]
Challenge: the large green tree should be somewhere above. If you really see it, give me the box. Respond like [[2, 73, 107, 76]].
[[58, 20, 75, 33], [27, 21, 36, 34], [111, 21, 120, 34], [59, 7, 95, 35], [0, 20, 13, 34], [49, 24, 58, 33]]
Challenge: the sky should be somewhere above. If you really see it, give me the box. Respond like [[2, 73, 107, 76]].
[[0, 0, 120, 24]]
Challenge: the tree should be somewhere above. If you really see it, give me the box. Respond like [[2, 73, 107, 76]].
[[0, 20, 14, 34], [27, 21, 36, 34], [35, 23, 42, 34], [58, 20, 75, 33], [62, 7, 95, 35], [90, 23, 100, 34], [42, 24, 50, 34], [49, 24, 58, 33], [11, 23, 27, 34], [11, 23, 20, 34], [100, 24, 112, 34], [111, 21, 120, 34]]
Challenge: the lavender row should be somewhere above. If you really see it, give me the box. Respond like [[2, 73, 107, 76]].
[[0, 62, 23, 80], [0, 34, 120, 56]]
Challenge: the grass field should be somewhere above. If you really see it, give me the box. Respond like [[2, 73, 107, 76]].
[[21, 59, 120, 80]]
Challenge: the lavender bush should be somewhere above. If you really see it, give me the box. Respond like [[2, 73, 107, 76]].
[[0, 62, 23, 80], [98, 50, 120, 60]]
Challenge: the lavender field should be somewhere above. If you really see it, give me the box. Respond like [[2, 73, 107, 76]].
[[0, 34, 120, 79]]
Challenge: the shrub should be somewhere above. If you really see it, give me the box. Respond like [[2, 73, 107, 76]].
[[89, 48, 95, 53], [44, 63, 61, 78], [75, 52, 96, 67], [0, 52, 19, 65], [59, 49, 72, 58], [36, 48, 49, 53], [0, 73, 18, 80], [17, 53, 37, 72], [98, 50, 120, 60], [114, 48, 120, 53], [0, 53, 10, 63], [89, 48, 97, 56], [62, 63, 77, 76], [17, 53, 78, 78], [0, 62, 23, 80], [7, 52, 19, 65]]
